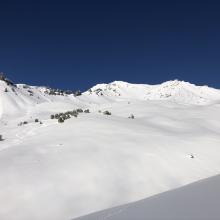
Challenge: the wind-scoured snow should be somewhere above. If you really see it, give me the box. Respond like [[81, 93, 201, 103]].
[[0, 79, 220, 220]]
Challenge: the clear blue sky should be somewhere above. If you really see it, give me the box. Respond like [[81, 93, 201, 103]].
[[0, 0, 220, 91]]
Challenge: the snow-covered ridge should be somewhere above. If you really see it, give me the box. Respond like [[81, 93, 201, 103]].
[[0, 78, 80, 118], [86, 80, 220, 104], [1, 77, 220, 118]]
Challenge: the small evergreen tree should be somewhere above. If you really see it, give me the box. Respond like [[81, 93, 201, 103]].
[[58, 117, 64, 123], [77, 108, 83, 113]]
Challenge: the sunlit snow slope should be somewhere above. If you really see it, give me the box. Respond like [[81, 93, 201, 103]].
[[0, 78, 220, 220], [74, 174, 220, 220]]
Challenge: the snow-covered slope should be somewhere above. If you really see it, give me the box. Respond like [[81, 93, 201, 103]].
[[74, 174, 220, 220], [1, 79, 220, 119], [85, 80, 220, 105], [0, 79, 81, 118], [0, 77, 220, 220]]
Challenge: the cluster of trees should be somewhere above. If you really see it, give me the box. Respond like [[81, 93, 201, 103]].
[[16, 109, 134, 127], [44, 87, 82, 97], [51, 108, 90, 123]]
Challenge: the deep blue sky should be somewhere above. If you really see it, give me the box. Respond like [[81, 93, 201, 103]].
[[0, 0, 220, 91]]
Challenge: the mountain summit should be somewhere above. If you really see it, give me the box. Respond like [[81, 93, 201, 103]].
[[86, 80, 220, 104]]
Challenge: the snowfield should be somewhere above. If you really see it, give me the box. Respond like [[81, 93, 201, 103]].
[[74, 174, 220, 220], [0, 78, 220, 220]]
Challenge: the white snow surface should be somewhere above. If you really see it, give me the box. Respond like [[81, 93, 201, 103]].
[[0, 79, 220, 220], [74, 174, 220, 220], [86, 80, 220, 104]]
